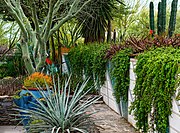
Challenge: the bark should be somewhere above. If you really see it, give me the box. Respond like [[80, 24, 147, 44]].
[[51, 35, 56, 62], [57, 30, 62, 75], [107, 20, 112, 43], [3, 0, 91, 74]]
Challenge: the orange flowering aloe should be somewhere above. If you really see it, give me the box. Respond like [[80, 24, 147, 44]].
[[23, 72, 52, 88]]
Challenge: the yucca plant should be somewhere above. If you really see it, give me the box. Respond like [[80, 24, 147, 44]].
[[13, 76, 100, 133]]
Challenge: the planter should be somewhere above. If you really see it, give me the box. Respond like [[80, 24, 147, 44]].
[[13, 88, 50, 126], [106, 61, 128, 118]]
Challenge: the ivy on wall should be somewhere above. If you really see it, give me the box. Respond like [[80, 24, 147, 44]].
[[130, 47, 180, 133], [67, 43, 109, 91], [111, 48, 132, 103]]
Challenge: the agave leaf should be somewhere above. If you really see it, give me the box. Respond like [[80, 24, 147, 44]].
[[14, 75, 98, 132], [72, 127, 88, 133]]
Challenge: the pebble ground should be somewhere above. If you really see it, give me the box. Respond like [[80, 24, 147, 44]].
[[88, 103, 139, 133]]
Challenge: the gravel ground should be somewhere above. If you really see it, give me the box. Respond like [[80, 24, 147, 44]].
[[88, 103, 139, 133]]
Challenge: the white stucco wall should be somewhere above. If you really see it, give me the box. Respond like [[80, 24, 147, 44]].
[[100, 58, 180, 132]]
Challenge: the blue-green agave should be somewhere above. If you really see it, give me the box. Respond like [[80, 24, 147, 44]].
[[14, 77, 100, 133]]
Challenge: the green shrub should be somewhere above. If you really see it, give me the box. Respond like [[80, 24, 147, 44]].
[[0, 54, 24, 78], [111, 48, 132, 103], [130, 47, 180, 132], [68, 43, 109, 93]]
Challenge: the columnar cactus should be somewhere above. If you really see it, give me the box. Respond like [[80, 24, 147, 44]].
[[150, 0, 178, 37], [157, 2, 162, 35], [168, 0, 178, 37], [161, 0, 167, 33], [149, 2, 155, 34]]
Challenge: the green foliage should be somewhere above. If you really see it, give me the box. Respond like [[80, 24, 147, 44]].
[[77, 0, 123, 43], [113, 0, 149, 40], [130, 47, 180, 132], [68, 43, 109, 92], [14, 77, 100, 133], [55, 21, 82, 48], [111, 48, 132, 103], [0, 53, 24, 78]]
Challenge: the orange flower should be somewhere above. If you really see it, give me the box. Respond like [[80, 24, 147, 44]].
[[24, 72, 52, 88]]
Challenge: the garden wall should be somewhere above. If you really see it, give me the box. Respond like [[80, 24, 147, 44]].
[[100, 58, 180, 133], [0, 78, 22, 96], [0, 78, 22, 125], [100, 71, 120, 114]]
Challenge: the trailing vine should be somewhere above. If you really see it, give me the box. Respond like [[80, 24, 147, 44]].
[[67, 43, 109, 92], [111, 48, 132, 103], [130, 47, 180, 133]]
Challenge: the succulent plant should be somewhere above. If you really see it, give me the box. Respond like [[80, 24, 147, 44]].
[[14, 76, 100, 133], [168, 0, 178, 37], [150, 0, 178, 37], [23, 72, 52, 88], [149, 2, 155, 35]]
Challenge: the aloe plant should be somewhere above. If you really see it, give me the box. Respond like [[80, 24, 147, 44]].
[[14, 76, 100, 133]]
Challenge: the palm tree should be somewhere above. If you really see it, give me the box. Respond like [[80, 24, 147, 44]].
[[77, 0, 124, 44]]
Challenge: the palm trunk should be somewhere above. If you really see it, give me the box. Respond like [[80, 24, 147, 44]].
[[107, 20, 112, 43], [57, 30, 62, 75]]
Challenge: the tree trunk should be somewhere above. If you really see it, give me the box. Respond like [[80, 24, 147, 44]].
[[57, 30, 62, 75], [51, 35, 56, 62], [20, 40, 35, 74], [107, 20, 112, 43]]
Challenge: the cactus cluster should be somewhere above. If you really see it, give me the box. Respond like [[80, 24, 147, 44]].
[[168, 0, 178, 37], [149, 0, 178, 37]]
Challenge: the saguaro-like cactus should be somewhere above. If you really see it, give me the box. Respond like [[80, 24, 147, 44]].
[[149, 2, 155, 34], [168, 0, 178, 37]]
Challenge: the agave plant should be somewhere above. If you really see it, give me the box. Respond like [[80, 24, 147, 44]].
[[14, 76, 100, 133]]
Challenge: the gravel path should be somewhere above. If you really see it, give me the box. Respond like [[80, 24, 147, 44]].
[[88, 103, 138, 133], [0, 103, 138, 133]]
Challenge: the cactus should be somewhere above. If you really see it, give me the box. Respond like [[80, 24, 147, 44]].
[[149, 2, 155, 34], [150, 0, 178, 37], [161, 0, 167, 33], [157, 2, 162, 35], [168, 0, 178, 37]]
